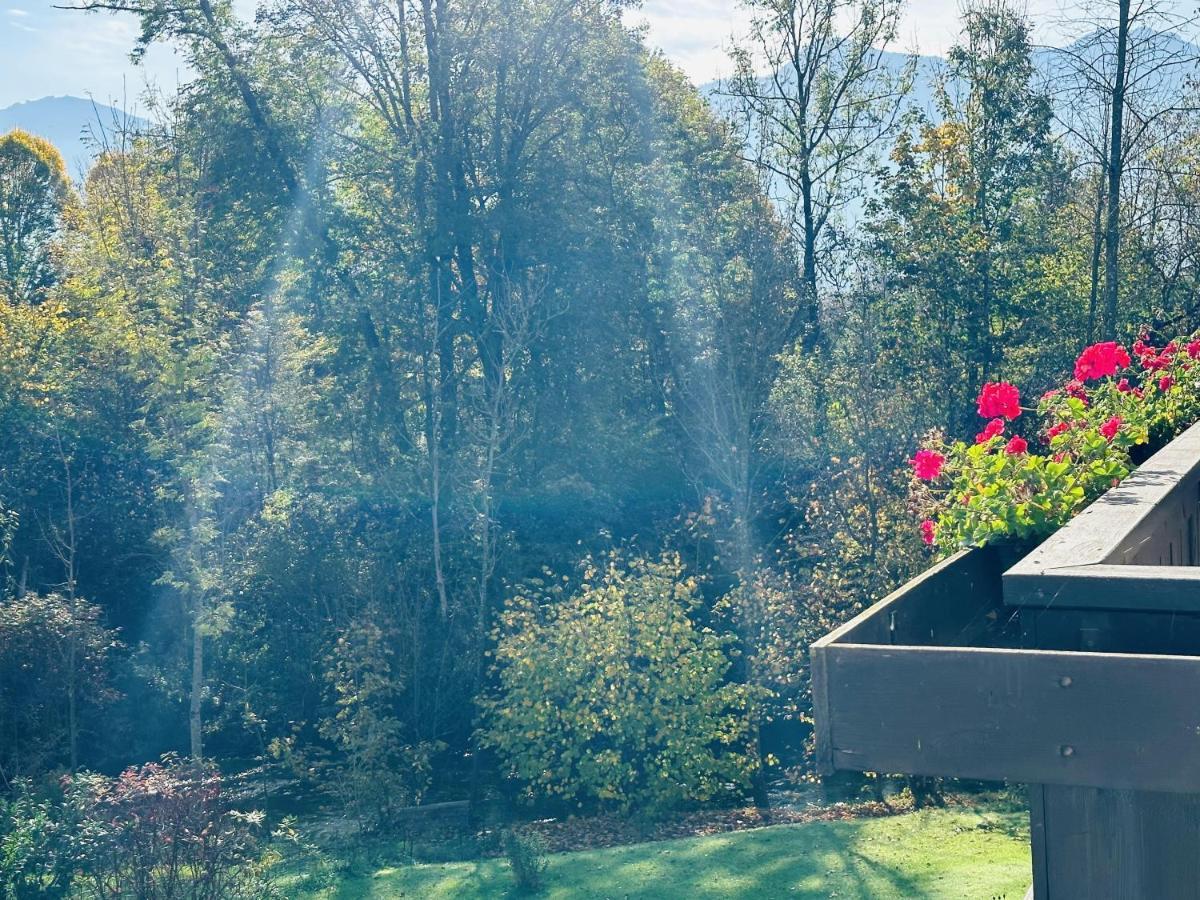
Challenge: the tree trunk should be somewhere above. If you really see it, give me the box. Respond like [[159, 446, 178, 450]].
[[190, 610, 204, 759], [1103, 0, 1131, 339], [1087, 170, 1107, 342], [800, 169, 821, 350]]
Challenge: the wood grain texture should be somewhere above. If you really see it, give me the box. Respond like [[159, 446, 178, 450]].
[[1005, 564, 1200, 613], [1035, 786, 1200, 899], [1005, 420, 1200, 611], [822, 643, 1200, 793]]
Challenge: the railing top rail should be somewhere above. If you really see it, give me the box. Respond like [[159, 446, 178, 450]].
[[1004, 419, 1200, 610]]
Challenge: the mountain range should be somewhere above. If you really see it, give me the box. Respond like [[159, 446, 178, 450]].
[[3, 30, 1197, 181], [0, 96, 148, 177]]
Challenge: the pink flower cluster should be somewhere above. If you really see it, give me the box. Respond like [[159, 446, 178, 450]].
[[911, 449, 945, 481], [1074, 341, 1130, 381], [977, 382, 1022, 420], [911, 331, 1200, 550]]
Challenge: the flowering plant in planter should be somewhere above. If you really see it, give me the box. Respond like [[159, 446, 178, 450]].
[[912, 333, 1200, 551]]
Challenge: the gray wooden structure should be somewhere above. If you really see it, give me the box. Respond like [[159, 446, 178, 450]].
[[812, 421, 1200, 899]]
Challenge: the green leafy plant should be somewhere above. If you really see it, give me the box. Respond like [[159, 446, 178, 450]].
[[502, 828, 549, 894], [61, 756, 277, 900], [482, 552, 763, 815], [280, 606, 443, 834], [912, 333, 1200, 550], [0, 782, 77, 899]]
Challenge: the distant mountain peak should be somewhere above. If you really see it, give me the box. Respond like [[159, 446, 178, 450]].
[[0, 96, 149, 178]]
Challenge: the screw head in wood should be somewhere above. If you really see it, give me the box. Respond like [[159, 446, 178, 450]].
[[1059, 676, 1072, 688], [1060, 745, 1075, 758]]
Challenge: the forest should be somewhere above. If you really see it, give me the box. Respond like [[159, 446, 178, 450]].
[[3, 0, 1200, 894]]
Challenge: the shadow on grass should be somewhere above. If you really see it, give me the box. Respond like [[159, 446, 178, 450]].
[[299, 807, 1032, 900]]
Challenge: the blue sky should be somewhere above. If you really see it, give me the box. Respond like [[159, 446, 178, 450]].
[[0, 0, 1138, 109]]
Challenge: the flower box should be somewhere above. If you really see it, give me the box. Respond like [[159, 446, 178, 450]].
[[812, 420, 1200, 898]]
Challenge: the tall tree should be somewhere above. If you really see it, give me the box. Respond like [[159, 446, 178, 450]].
[[1050, 0, 1200, 337], [873, 0, 1063, 421], [725, 0, 913, 345], [0, 130, 73, 305]]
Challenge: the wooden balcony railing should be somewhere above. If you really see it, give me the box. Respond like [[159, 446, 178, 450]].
[[811, 419, 1200, 899]]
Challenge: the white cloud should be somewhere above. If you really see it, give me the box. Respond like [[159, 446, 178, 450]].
[[628, 0, 1117, 85], [626, 1, 753, 84]]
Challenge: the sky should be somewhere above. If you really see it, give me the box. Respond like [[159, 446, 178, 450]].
[[0, 0, 1157, 109]]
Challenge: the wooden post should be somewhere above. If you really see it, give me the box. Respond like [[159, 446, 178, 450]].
[[1030, 784, 1200, 899]]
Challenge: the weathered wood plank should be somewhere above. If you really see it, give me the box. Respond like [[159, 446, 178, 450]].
[[810, 643, 834, 776], [1008, 422, 1200, 571], [1005, 564, 1200, 612], [1037, 786, 1200, 899], [822, 644, 1200, 793], [1021, 606, 1200, 655], [1005, 420, 1200, 611], [812, 548, 1006, 651]]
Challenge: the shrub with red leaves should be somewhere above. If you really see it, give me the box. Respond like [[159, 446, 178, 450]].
[[61, 755, 275, 900]]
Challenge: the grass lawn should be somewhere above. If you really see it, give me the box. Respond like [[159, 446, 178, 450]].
[[287, 806, 1032, 899]]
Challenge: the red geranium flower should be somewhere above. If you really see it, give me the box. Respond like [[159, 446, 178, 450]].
[[1116, 378, 1133, 393], [911, 449, 945, 480], [1046, 421, 1070, 439], [1100, 416, 1122, 441], [1160, 375, 1175, 392], [920, 519, 936, 546], [1141, 353, 1170, 371], [976, 418, 1005, 443], [977, 382, 1022, 420], [1187, 340, 1200, 359], [1074, 341, 1131, 381], [1005, 435, 1028, 455]]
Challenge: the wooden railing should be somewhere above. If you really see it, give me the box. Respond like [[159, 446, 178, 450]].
[[811, 419, 1200, 899], [1005, 419, 1200, 613]]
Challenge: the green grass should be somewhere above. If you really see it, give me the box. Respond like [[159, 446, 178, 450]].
[[287, 806, 1032, 899]]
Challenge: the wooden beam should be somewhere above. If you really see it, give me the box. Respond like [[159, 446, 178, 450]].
[[822, 643, 1200, 793], [1005, 564, 1200, 612], [1004, 420, 1200, 611]]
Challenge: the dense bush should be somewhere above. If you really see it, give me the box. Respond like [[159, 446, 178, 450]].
[[309, 609, 443, 833], [0, 593, 119, 784], [0, 783, 76, 898], [0, 757, 275, 900], [483, 553, 763, 814], [502, 828, 548, 894]]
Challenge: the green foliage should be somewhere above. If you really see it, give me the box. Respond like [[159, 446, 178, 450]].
[[0, 130, 73, 305], [914, 333, 1200, 550], [501, 829, 548, 894], [62, 756, 274, 900], [0, 783, 77, 899], [917, 427, 1132, 547], [0, 594, 119, 784], [9, 0, 1200, 821], [0, 758, 275, 900], [483, 553, 763, 814], [873, 3, 1072, 422], [308, 608, 443, 833]]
